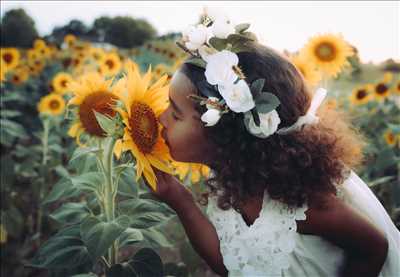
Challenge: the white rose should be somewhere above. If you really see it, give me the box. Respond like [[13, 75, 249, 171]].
[[204, 50, 238, 86], [248, 110, 281, 137], [183, 24, 210, 51], [218, 80, 255, 113], [212, 17, 235, 39], [201, 108, 221, 126]]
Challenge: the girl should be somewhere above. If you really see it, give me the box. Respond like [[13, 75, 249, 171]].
[[146, 41, 399, 276]]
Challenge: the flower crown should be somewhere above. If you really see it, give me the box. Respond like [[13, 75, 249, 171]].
[[176, 8, 327, 138]]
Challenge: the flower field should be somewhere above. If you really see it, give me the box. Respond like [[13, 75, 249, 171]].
[[1, 28, 399, 277]]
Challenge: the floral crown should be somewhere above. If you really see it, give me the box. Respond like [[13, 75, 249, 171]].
[[176, 8, 327, 138]]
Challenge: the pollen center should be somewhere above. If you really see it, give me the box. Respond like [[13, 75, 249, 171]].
[[315, 42, 336, 62], [129, 101, 159, 154], [78, 92, 118, 137], [376, 83, 388, 95], [49, 100, 60, 110], [356, 89, 367, 99], [106, 59, 115, 69], [3, 53, 13, 64]]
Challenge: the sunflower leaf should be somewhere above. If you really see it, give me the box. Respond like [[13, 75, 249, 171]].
[[94, 111, 115, 137]]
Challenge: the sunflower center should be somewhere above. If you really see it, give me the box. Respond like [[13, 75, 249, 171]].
[[3, 53, 13, 64], [376, 83, 388, 95], [315, 42, 336, 62], [61, 79, 69, 88], [128, 101, 159, 154], [49, 99, 60, 110], [78, 92, 118, 137], [356, 89, 367, 100], [105, 59, 115, 69]]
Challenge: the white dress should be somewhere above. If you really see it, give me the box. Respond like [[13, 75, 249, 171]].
[[206, 170, 400, 277]]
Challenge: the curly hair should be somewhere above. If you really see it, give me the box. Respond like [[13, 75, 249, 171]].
[[179, 41, 367, 212]]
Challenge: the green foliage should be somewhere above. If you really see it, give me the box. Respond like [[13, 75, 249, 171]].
[[1, 8, 39, 48]]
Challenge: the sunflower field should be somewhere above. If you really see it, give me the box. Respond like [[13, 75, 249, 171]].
[[1, 29, 399, 277]]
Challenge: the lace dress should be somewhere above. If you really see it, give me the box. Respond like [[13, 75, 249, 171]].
[[206, 171, 400, 277]]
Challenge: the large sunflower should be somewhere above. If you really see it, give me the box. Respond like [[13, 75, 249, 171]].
[[116, 61, 173, 190], [37, 93, 66, 116], [349, 84, 373, 106], [290, 54, 322, 86], [1, 48, 20, 71], [373, 81, 391, 102], [172, 161, 210, 184], [52, 72, 73, 94], [68, 72, 123, 143], [301, 34, 353, 78]]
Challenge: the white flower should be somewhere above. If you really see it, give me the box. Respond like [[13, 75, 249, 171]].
[[201, 108, 221, 126], [212, 17, 235, 39], [182, 24, 210, 51], [218, 80, 255, 113], [247, 110, 281, 137], [198, 45, 217, 63], [204, 50, 238, 86]]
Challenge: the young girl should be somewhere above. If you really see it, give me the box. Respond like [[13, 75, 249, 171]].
[[145, 40, 399, 276]]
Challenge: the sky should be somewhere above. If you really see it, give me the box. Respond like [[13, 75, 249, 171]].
[[1, 1, 399, 63]]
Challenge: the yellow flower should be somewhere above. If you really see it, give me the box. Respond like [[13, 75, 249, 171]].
[[116, 61, 173, 190], [172, 161, 210, 183], [300, 33, 353, 78], [64, 34, 77, 48], [373, 81, 391, 102], [52, 72, 73, 94], [383, 129, 396, 147], [100, 52, 122, 76], [290, 54, 322, 86], [10, 66, 29, 85], [89, 47, 105, 63], [394, 80, 400, 96], [0, 62, 7, 83], [33, 39, 47, 50], [67, 72, 123, 142], [349, 84, 373, 106], [383, 72, 393, 83], [37, 93, 66, 116], [1, 48, 20, 71]]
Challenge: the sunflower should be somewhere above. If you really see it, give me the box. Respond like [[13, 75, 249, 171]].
[[89, 47, 105, 63], [10, 66, 29, 85], [33, 39, 47, 50], [383, 129, 396, 147], [0, 62, 7, 83], [300, 33, 353, 78], [349, 84, 373, 106], [52, 72, 73, 94], [116, 61, 173, 190], [172, 161, 210, 183], [1, 48, 20, 71], [64, 34, 77, 48], [100, 52, 122, 76], [67, 72, 123, 142], [373, 81, 391, 102], [37, 93, 66, 116], [290, 55, 322, 86]]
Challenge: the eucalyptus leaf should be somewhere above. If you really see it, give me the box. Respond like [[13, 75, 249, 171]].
[[250, 79, 265, 98], [255, 92, 280, 114], [209, 37, 228, 51], [185, 57, 206, 69], [235, 23, 251, 34], [80, 215, 130, 260]]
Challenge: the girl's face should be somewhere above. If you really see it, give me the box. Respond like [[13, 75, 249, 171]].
[[159, 70, 216, 165]]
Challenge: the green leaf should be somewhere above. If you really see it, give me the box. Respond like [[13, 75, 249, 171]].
[[141, 227, 173, 248], [0, 110, 21, 118], [235, 23, 251, 34], [70, 172, 104, 193], [0, 118, 27, 138], [94, 111, 115, 136], [29, 225, 91, 269], [368, 176, 396, 187], [185, 57, 206, 69], [69, 146, 101, 164], [255, 92, 280, 114], [117, 168, 139, 198], [42, 178, 79, 205], [128, 248, 163, 277], [209, 37, 228, 51], [49, 202, 91, 225], [119, 227, 144, 247], [80, 215, 130, 260]]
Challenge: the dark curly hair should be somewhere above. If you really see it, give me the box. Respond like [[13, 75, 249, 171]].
[[179, 41, 367, 212]]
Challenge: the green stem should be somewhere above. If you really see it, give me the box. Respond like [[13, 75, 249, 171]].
[[100, 137, 118, 265], [36, 118, 50, 242]]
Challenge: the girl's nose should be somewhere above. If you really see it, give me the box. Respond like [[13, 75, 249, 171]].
[[158, 110, 167, 128]]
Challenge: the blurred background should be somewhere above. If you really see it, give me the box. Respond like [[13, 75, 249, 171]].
[[1, 1, 399, 277]]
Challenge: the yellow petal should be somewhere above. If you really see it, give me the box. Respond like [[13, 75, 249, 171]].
[[147, 154, 174, 175], [68, 122, 82, 137]]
